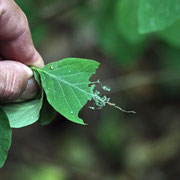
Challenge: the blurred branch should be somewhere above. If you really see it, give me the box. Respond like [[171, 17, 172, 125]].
[[38, 0, 85, 22], [103, 69, 180, 94]]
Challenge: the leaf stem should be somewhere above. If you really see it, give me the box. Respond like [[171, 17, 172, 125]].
[[106, 101, 136, 114]]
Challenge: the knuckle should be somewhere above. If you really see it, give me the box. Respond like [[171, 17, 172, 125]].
[[0, 71, 19, 101], [0, 1, 6, 19], [0, 61, 29, 102]]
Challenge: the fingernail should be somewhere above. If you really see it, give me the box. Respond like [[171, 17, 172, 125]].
[[0, 61, 39, 103], [14, 77, 40, 102], [31, 54, 44, 68]]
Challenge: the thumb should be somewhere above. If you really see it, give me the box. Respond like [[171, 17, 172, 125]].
[[0, 0, 44, 68], [0, 61, 39, 102]]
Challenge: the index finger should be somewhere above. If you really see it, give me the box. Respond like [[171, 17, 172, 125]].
[[0, 0, 44, 68]]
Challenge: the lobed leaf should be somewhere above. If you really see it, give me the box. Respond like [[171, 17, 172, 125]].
[[33, 58, 100, 125]]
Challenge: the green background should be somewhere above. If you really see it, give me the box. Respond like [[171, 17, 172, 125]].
[[1, 0, 180, 179]]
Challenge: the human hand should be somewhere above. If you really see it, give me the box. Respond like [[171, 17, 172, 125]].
[[0, 0, 44, 102]]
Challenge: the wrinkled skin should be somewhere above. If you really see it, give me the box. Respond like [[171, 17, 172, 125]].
[[0, 0, 44, 102]]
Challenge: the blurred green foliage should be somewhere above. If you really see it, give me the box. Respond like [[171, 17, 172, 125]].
[[159, 20, 180, 48], [14, 164, 67, 180], [138, 0, 180, 33], [92, 0, 146, 68], [116, 0, 144, 43], [15, 0, 180, 70], [3, 0, 180, 180], [15, 0, 48, 46]]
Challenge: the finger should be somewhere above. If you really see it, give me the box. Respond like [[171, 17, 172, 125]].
[[0, 0, 44, 68], [15, 77, 40, 102], [0, 61, 39, 102]]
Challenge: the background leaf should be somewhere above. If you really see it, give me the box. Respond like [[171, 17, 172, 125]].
[[0, 109, 12, 168], [138, 0, 180, 33], [94, 0, 146, 68], [158, 20, 180, 48], [116, 0, 144, 43], [33, 58, 100, 125]]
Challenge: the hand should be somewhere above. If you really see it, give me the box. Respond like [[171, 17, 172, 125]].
[[0, 0, 44, 102]]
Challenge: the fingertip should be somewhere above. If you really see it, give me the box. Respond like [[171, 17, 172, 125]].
[[30, 53, 44, 68], [0, 61, 40, 102], [15, 77, 40, 102], [23, 64, 33, 77]]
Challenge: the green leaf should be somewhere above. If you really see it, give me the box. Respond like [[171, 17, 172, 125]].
[[115, 0, 144, 43], [98, 21, 145, 67], [39, 94, 56, 126], [33, 69, 56, 125], [32, 58, 100, 125], [0, 108, 12, 168], [138, 0, 180, 33], [2, 96, 43, 128], [94, 0, 145, 68], [158, 20, 180, 48], [0, 70, 44, 128]]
